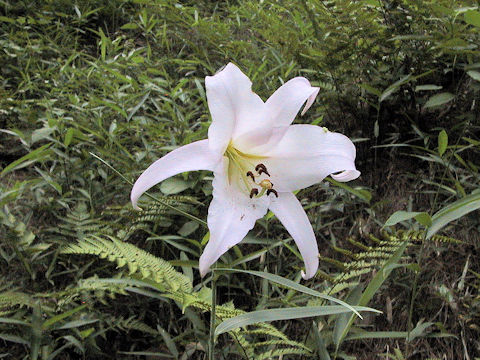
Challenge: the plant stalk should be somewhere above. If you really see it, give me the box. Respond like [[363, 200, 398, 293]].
[[209, 270, 217, 360]]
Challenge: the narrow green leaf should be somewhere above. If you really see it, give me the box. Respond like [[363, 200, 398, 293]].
[[157, 326, 179, 358], [120, 23, 139, 30], [359, 83, 381, 97], [438, 130, 448, 156], [42, 304, 87, 329], [346, 331, 409, 340], [117, 352, 174, 358], [56, 319, 98, 330], [427, 190, 480, 238], [0, 333, 30, 345], [333, 285, 363, 346], [326, 178, 371, 203], [380, 75, 412, 102], [467, 70, 480, 81], [214, 305, 379, 336], [311, 321, 331, 360], [415, 84, 442, 91], [64, 128, 74, 147], [127, 91, 150, 122], [220, 269, 368, 318], [229, 239, 290, 267], [160, 177, 190, 195], [1, 144, 51, 176], [0, 318, 30, 326], [177, 221, 199, 237], [414, 212, 433, 227], [424, 92, 455, 109], [0, 16, 15, 23], [384, 211, 431, 228]]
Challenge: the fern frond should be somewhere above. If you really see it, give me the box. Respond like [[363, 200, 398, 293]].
[[109, 316, 158, 335], [114, 195, 201, 240], [0, 291, 34, 312], [321, 229, 460, 302], [61, 236, 192, 293], [256, 347, 310, 360]]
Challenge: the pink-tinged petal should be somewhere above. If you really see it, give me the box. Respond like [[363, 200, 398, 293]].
[[131, 140, 220, 210], [331, 170, 361, 182], [269, 192, 319, 279], [232, 125, 287, 155], [206, 63, 265, 154], [233, 77, 320, 154], [261, 125, 360, 192], [265, 77, 320, 126], [199, 158, 269, 277]]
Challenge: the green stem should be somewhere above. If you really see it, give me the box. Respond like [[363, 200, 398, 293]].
[[209, 271, 217, 360]]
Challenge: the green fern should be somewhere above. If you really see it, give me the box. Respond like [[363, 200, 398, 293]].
[[108, 316, 158, 335], [112, 196, 202, 240], [315, 229, 460, 304], [0, 291, 34, 315], [63, 236, 313, 359], [61, 235, 192, 293], [53, 202, 111, 240]]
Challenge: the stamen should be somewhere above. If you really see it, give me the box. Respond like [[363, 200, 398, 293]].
[[267, 189, 279, 198], [249, 188, 259, 198], [255, 163, 270, 177], [246, 171, 255, 181]]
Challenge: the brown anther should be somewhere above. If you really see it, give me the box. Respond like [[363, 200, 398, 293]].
[[267, 189, 279, 198], [259, 179, 273, 189], [249, 188, 259, 198], [255, 163, 270, 177], [246, 171, 255, 181]]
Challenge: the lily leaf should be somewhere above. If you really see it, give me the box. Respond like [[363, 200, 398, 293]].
[[214, 305, 380, 336], [438, 130, 448, 156], [424, 92, 455, 109], [326, 178, 372, 203], [384, 211, 432, 228], [467, 70, 480, 81], [427, 190, 480, 238], [219, 269, 368, 318], [379, 75, 412, 102]]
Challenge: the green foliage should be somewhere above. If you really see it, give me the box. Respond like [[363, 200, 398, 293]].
[[62, 236, 314, 359], [62, 236, 193, 292], [1, 0, 480, 358]]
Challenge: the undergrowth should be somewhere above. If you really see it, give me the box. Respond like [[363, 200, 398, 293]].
[[1, 0, 480, 359]]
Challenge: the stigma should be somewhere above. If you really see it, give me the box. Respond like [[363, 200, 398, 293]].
[[259, 179, 273, 189]]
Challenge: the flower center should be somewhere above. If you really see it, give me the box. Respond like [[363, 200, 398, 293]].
[[224, 145, 278, 199]]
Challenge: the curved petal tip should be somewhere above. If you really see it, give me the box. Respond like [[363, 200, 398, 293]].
[[301, 255, 318, 280], [199, 257, 210, 278], [301, 87, 320, 116], [331, 169, 361, 182], [301, 270, 312, 280]]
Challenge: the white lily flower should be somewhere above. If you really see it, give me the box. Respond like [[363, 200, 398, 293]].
[[131, 63, 360, 279]]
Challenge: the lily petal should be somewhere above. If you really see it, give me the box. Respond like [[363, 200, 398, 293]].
[[234, 77, 320, 154], [199, 158, 269, 277], [131, 140, 220, 210], [206, 63, 265, 155], [331, 170, 361, 182], [262, 125, 360, 192], [265, 77, 320, 126], [269, 192, 319, 279]]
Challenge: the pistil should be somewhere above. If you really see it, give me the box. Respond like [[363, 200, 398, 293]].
[[225, 145, 278, 199]]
